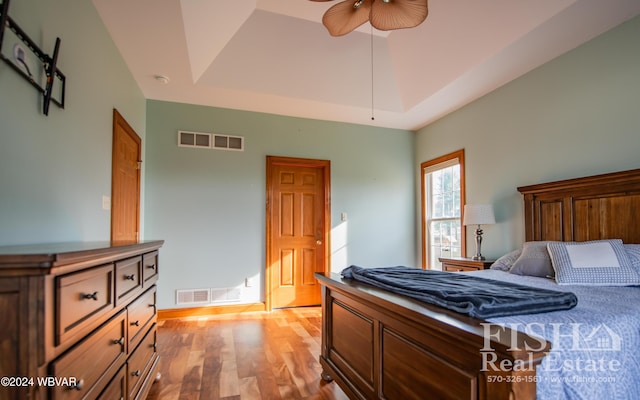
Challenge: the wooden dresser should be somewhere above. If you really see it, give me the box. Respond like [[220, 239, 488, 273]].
[[439, 256, 494, 272], [0, 240, 164, 400]]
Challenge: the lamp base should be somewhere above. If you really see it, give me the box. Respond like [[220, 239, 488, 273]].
[[473, 226, 485, 261]]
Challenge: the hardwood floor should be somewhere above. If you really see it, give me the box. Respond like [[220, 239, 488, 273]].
[[147, 307, 348, 400]]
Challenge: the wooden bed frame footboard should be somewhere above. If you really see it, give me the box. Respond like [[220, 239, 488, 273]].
[[316, 273, 548, 400]]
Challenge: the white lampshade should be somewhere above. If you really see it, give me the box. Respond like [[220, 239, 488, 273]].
[[463, 204, 495, 226]]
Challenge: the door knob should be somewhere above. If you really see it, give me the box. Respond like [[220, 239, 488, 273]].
[[316, 240, 322, 245]]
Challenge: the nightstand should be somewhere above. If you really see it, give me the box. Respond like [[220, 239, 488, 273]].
[[439, 257, 495, 272]]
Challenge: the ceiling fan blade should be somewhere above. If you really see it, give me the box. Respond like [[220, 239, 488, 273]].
[[370, 0, 428, 31], [322, 0, 372, 36]]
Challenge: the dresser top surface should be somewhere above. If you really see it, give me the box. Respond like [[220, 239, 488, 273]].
[[0, 240, 164, 273]]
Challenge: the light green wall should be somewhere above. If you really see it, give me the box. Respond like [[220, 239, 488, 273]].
[[3, 1, 637, 310], [0, 0, 145, 245], [145, 101, 415, 309], [415, 16, 640, 261]]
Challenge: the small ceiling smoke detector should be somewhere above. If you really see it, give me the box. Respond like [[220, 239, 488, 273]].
[[154, 74, 170, 84]]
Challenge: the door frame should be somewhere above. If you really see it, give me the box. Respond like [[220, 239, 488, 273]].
[[111, 109, 141, 242], [265, 156, 331, 311]]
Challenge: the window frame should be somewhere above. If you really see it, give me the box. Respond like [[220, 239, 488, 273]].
[[420, 149, 466, 269]]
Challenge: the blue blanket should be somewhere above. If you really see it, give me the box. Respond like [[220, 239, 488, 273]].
[[341, 265, 577, 318]]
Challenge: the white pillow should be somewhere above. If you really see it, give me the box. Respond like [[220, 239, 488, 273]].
[[547, 239, 640, 286]]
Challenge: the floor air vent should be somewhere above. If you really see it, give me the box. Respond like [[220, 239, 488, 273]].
[[210, 287, 242, 303], [176, 287, 243, 305], [176, 288, 210, 305]]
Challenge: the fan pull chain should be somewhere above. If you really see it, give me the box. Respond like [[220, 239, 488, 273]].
[[370, 24, 375, 121]]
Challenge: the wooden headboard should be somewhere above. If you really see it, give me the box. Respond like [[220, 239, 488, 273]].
[[518, 168, 640, 244]]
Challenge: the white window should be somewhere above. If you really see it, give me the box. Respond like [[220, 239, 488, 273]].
[[421, 150, 466, 270]]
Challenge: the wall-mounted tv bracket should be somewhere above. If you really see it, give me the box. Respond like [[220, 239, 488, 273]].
[[0, 0, 65, 115]]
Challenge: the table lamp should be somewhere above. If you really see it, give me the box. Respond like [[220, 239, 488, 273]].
[[463, 204, 495, 260]]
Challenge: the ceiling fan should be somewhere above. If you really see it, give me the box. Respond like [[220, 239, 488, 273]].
[[310, 0, 429, 37]]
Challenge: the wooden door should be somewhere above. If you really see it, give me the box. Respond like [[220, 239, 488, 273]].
[[111, 109, 141, 242], [266, 156, 330, 309]]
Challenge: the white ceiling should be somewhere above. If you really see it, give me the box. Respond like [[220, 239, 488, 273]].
[[93, 0, 640, 131]]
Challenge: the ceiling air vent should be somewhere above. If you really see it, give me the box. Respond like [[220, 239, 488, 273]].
[[178, 131, 244, 151], [213, 134, 244, 151], [178, 131, 211, 148]]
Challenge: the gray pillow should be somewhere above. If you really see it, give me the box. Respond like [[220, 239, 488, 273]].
[[509, 241, 555, 278], [490, 249, 522, 271]]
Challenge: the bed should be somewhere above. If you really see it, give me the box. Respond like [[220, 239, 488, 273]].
[[315, 168, 640, 400]]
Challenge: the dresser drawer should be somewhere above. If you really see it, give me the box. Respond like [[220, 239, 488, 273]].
[[128, 324, 158, 400], [50, 311, 126, 400], [142, 251, 159, 287], [56, 264, 114, 345], [97, 365, 126, 400], [128, 287, 157, 350], [115, 256, 143, 306]]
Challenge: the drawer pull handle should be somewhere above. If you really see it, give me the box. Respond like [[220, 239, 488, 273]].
[[124, 274, 135, 281], [82, 291, 98, 301], [113, 337, 125, 345], [132, 370, 141, 377], [131, 320, 140, 327], [68, 378, 84, 391], [147, 264, 156, 270]]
